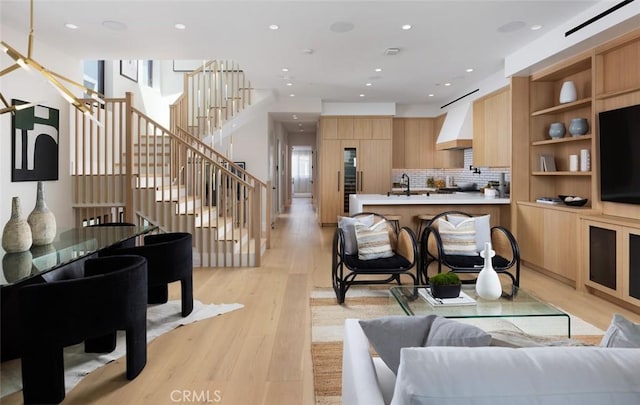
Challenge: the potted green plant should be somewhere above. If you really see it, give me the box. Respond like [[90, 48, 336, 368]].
[[429, 272, 461, 299]]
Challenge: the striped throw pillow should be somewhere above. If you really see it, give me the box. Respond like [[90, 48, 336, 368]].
[[355, 220, 394, 260], [436, 217, 477, 256]]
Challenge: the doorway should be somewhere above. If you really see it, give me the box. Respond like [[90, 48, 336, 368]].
[[292, 146, 312, 197]]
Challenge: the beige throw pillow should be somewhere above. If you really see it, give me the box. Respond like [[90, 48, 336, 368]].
[[355, 220, 394, 260], [436, 217, 477, 256]]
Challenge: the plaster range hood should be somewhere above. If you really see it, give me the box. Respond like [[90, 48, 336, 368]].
[[435, 102, 473, 150]]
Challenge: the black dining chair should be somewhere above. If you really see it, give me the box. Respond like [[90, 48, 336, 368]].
[[104, 232, 194, 317], [19, 255, 148, 404]]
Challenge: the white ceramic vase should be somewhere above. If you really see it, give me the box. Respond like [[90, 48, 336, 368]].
[[475, 242, 502, 300], [2, 197, 33, 253], [559, 81, 577, 104], [28, 181, 56, 246]]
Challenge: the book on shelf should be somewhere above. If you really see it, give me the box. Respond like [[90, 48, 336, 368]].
[[539, 154, 556, 172], [536, 197, 563, 205], [418, 288, 477, 307]]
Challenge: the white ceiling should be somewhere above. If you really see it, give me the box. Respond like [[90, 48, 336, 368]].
[[1, 0, 602, 134]]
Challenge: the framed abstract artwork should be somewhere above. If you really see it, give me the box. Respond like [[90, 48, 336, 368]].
[[11, 99, 59, 181]]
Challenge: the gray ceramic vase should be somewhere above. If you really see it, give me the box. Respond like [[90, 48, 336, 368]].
[[2, 197, 33, 253], [549, 122, 566, 139], [569, 118, 589, 136], [28, 182, 56, 246]]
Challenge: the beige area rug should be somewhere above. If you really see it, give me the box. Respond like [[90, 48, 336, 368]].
[[1, 299, 243, 399], [310, 286, 604, 405]]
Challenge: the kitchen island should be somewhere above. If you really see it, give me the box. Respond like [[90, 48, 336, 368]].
[[349, 193, 510, 230]]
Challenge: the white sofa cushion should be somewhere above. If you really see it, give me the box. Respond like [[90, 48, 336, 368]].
[[601, 313, 640, 348], [391, 346, 640, 405]]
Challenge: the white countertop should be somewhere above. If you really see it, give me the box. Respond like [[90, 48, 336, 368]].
[[349, 193, 510, 215]]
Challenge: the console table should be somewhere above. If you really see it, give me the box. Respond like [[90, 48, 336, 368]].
[[1, 225, 157, 361]]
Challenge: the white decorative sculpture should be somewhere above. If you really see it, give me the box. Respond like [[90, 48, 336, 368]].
[[476, 242, 502, 300]]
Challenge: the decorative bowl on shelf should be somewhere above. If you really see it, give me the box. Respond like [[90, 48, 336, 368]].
[[559, 195, 588, 207], [548, 122, 566, 139]]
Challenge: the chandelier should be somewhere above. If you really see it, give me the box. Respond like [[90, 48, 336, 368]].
[[0, 0, 103, 121]]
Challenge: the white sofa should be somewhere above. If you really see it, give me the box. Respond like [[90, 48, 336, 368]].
[[342, 318, 640, 405]]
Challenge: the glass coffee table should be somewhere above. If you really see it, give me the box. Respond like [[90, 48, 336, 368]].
[[390, 285, 571, 337]]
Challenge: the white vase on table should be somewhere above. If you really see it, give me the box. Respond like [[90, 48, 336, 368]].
[[475, 242, 502, 300]]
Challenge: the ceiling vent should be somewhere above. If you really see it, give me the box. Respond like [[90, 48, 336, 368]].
[[565, 0, 634, 37], [384, 48, 401, 56]]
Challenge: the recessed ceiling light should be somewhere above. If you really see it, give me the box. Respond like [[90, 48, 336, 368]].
[[375, 68, 383, 72], [428, 94, 435, 97], [282, 68, 289, 72], [444, 82, 452, 86], [286, 82, 293, 86], [531, 24, 543, 31], [289, 93, 295, 97], [174, 23, 186, 30], [302, 48, 314, 55], [401, 24, 412, 30], [102, 20, 127, 31], [359, 94, 365, 97], [64, 23, 78, 30], [269, 24, 279, 30], [466, 68, 474, 73], [365, 83, 372, 87]]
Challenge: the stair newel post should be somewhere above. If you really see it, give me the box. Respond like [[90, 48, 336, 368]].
[[124, 92, 135, 224], [252, 181, 262, 267]]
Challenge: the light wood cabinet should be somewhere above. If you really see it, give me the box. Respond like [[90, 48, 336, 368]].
[[473, 86, 511, 167], [392, 117, 462, 169], [581, 215, 640, 308], [319, 139, 342, 224], [318, 116, 392, 225], [517, 202, 579, 285]]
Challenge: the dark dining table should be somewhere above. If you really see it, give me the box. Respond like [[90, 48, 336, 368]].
[[0, 224, 157, 361]]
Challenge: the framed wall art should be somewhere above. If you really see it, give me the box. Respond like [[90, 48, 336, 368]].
[[11, 99, 59, 181], [120, 59, 138, 82]]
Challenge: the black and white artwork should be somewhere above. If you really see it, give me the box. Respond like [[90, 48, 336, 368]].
[[120, 60, 138, 82], [11, 100, 59, 182]]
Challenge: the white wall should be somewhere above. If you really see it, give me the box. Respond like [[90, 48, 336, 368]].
[[1, 26, 78, 231]]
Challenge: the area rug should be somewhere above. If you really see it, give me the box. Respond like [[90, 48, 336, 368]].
[[310, 286, 604, 405], [0, 299, 243, 398]]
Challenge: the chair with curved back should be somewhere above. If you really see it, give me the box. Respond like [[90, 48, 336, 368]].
[[420, 210, 520, 292], [19, 255, 148, 405], [104, 232, 194, 317], [332, 212, 418, 304]]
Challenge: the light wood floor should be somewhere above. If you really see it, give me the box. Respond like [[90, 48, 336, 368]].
[[2, 198, 639, 405]]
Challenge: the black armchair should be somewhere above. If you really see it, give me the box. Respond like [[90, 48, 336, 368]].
[[19, 255, 148, 404], [104, 232, 194, 317], [420, 211, 520, 290], [332, 212, 418, 304]]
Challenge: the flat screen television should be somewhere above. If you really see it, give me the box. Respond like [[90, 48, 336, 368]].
[[598, 104, 640, 204]]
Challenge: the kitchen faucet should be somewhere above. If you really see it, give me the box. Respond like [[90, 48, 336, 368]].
[[401, 173, 410, 196]]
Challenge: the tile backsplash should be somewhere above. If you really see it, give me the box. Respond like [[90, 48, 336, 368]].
[[391, 149, 510, 190]]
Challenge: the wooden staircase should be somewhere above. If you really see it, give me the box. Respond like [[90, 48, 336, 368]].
[[70, 61, 270, 267]]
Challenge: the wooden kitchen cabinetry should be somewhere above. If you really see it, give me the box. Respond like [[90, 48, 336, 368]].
[[581, 215, 640, 309], [318, 116, 392, 225], [517, 202, 581, 285], [392, 117, 462, 169], [473, 86, 511, 167]]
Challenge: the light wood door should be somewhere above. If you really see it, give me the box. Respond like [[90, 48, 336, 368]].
[[517, 204, 544, 265], [371, 117, 392, 139], [320, 117, 338, 139], [319, 139, 342, 224], [353, 118, 372, 139], [404, 118, 434, 168], [473, 86, 511, 167], [359, 139, 392, 194], [543, 209, 578, 282], [337, 117, 354, 139], [392, 118, 405, 168]]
